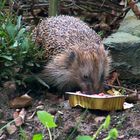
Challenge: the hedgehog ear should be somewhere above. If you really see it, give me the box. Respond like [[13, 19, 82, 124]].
[[69, 51, 76, 62], [66, 51, 76, 67]]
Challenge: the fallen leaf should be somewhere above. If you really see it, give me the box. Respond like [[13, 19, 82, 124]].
[[13, 108, 26, 126], [128, 0, 140, 19], [119, 0, 125, 6], [100, 23, 111, 31], [6, 124, 17, 135], [19, 108, 26, 120], [94, 116, 105, 124], [9, 94, 33, 108], [123, 102, 134, 109], [3, 81, 16, 91], [118, 134, 125, 139], [27, 111, 36, 120], [125, 92, 138, 103], [0, 134, 6, 139], [36, 105, 44, 110], [106, 71, 120, 86]]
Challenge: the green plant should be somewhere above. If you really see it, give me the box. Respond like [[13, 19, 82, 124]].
[[0, 0, 45, 86], [33, 134, 43, 140], [48, 0, 60, 16], [19, 127, 28, 140], [97, 31, 105, 38], [0, 117, 19, 132], [103, 128, 118, 140], [34, 110, 118, 140], [33, 111, 57, 140], [76, 115, 118, 140]]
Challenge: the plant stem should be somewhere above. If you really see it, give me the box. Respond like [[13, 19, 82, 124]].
[[46, 123, 52, 140], [92, 124, 104, 140], [48, 0, 60, 16], [104, 83, 137, 93], [0, 116, 20, 132]]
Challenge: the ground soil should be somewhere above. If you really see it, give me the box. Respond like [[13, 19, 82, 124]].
[[0, 85, 140, 140]]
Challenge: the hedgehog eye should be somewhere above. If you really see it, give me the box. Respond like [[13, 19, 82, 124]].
[[83, 75, 89, 80]]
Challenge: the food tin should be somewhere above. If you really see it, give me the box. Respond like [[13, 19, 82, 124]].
[[66, 92, 126, 111]]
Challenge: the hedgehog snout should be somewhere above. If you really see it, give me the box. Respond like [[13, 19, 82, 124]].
[[79, 81, 101, 94]]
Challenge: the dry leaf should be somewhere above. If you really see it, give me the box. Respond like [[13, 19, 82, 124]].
[[19, 108, 26, 120], [119, 0, 125, 6], [106, 71, 120, 86], [13, 108, 26, 126], [128, 0, 140, 19], [27, 111, 36, 120], [125, 92, 139, 103], [36, 105, 44, 110], [100, 23, 111, 31], [0, 134, 6, 139], [6, 124, 17, 135], [94, 116, 105, 124], [9, 94, 33, 108]]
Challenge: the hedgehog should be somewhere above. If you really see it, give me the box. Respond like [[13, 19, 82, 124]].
[[32, 15, 111, 93]]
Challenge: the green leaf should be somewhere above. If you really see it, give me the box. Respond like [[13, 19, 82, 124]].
[[32, 133, 43, 140], [0, 55, 13, 60], [21, 51, 28, 54], [35, 63, 40, 67], [37, 111, 57, 128], [16, 16, 22, 30], [4, 61, 13, 66], [26, 62, 34, 66], [21, 37, 29, 50], [2, 23, 6, 29], [11, 40, 18, 48], [0, 0, 6, 10], [1, 38, 6, 48], [109, 128, 118, 139], [17, 28, 26, 39], [103, 128, 118, 140], [76, 135, 92, 140], [103, 115, 110, 129], [0, 29, 7, 37], [6, 23, 17, 38]]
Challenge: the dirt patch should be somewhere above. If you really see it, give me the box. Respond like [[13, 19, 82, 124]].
[[0, 89, 140, 140]]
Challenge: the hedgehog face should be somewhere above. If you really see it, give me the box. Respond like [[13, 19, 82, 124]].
[[78, 67, 105, 94], [67, 48, 110, 93], [77, 55, 104, 93]]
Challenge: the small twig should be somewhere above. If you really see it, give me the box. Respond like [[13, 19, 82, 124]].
[[110, 7, 130, 26], [105, 84, 137, 94]]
